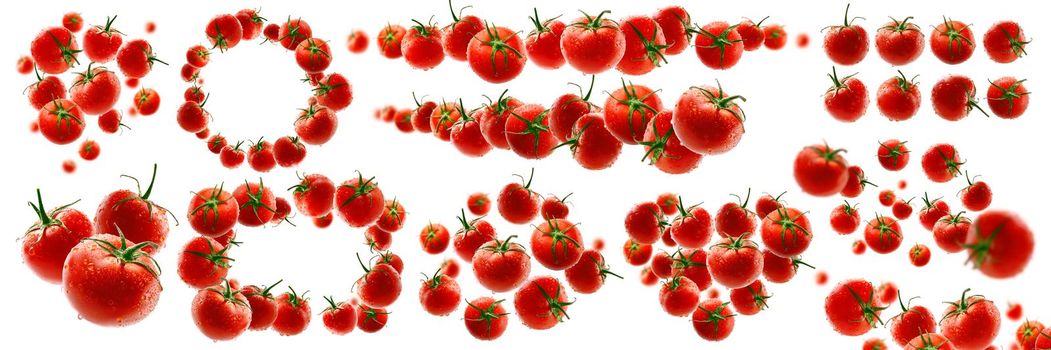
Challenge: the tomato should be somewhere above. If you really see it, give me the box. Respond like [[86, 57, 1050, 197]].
[[987, 77, 1029, 119], [62, 12, 83, 32], [672, 83, 746, 155], [653, 193, 679, 216], [31, 27, 79, 74], [695, 21, 744, 69], [540, 194, 571, 220], [909, 244, 931, 267], [374, 251, 403, 274], [232, 180, 276, 227], [84, 16, 123, 63], [825, 279, 883, 336], [875, 282, 899, 308], [930, 18, 975, 64], [355, 305, 390, 333], [402, 20, 444, 70], [841, 165, 874, 198], [505, 104, 558, 158], [664, 249, 709, 290], [473, 91, 519, 149], [413, 223, 448, 255], [653, 6, 692, 55], [917, 193, 951, 232], [877, 71, 921, 121], [242, 280, 281, 330], [1035, 327, 1051, 350], [864, 215, 903, 254], [411, 95, 438, 133], [471, 235, 531, 292], [16, 56, 33, 74], [561, 11, 625, 74], [116, 39, 165, 78], [464, 297, 508, 340], [659, 275, 701, 317], [616, 15, 666, 75], [525, 9, 565, 69], [497, 169, 540, 224], [177, 236, 232, 288], [640, 267, 659, 286], [335, 173, 384, 227], [930, 75, 984, 121], [564, 249, 619, 294], [219, 142, 246, 169], [377, 24, 406, 58], [763, 251, 811, 284], [294, 104, 338, 145], [467, 24, 524, 83], [187, 184, 239, 237], [373, 199, 405, 233], [263, 23, 279, 41], [600, 80, 661, 145], [273, 288, 311, 336], [364, 225, 392, 251], [823, 4, 868, 65], [531, 219, 584, 270], [132, 87, 160, 116], [94, 164, 171, 253], [760, 207, 812, 257], [763, 24, 787, 49], [314, 73, 353, 111], [891, 198, 913, 220], [730, 280, 771, 316], [877, 139, 910, 171], [514, 276, 572, 330], [960, 173, 992, 211], [965, 210, 1033, 279], [932, 212, 970, 254], [294, 38, 332, 73], [191, 281, 250, 341], [179, 64, 199, 82], [984, 21, 1028, 63], [277, 17, 311, 50], [429, 100, 462, 141], [561, 113, 622, 170], [642, 110, 702, 174], [21, 189, 92, 283], [26, 72, 67, 110], [737, 17, 767, 51], [830, 201, 861, 234], [853, 240, 867, 255], [824, 67, 868, 122], [78, 140, 99, 161], [793, 143, 850, 197], [864, 338, 888, 350], [355, 253, 401, 308], [624, 201, 665, 244], [419, 270, 461, 316], [549, 76, 596, 142], [271, 136, 305, 167], [669, 201, 713, 248], [453, 210, 497, 261], [1017, 320, 1045, 350], [63, 232, 161, 326], [176, 98, 209, 133], [707, 235, 763, 288], [874, 16, 924, 65], [921, 143, 963, 183], [692, 299, 736, 341], [466, 192, 490, 216], [37, 99, 85, 145], [234, 8, 265, 40], [184, 85, 207, 104], [450, 108, 492, 157], [622, 239, 652, 266], [320, 296, 356, 335], [204, 14, 243, 52], [941, 289, 1000, 349], [715, 189, 758, 238], [346, 30, 369, 53]]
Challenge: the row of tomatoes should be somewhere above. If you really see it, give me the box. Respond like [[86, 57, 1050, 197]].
[[822, 5, 1029, 66], [371, 2, 794, 83], [372, 78, 745, 174], [825, 69, 1029, 122]]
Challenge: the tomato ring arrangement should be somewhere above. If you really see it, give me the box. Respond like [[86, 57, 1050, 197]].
[[175, 10, 353, 172], [22, 14, 167, 173]]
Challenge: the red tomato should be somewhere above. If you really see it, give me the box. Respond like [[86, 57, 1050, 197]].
[[737, 17, 767, 51], [540, 194, 571, 220], [864, 338, 889, 350], [707, 235, 763, 288], [984, 21, 1028, 63], [659, 275, 701, 316], [133, 88, 160, 116], [16, 56, 33, 74], [374, 199, 406, 233], [232, 180, 276, 227], [549, 76, 596, 142], [624, 201, 665, 244], [402, 20, 444, 70], [875, 17, 924, 65], [21, 189, 93, 283], [346, 30, 369, 53], [177, 236, 232, 288], [355, 305, 389, 333], [616, 15, 666, 75], [116, 39, 165, 78], [905, 333, 957, 350], [603, 80, 666, 143], [876, 71, 921, 121], [960, 173, 992, 211], [364, 225, 392, 251], [933, 212, 970, 253], [466, 192, 490, 216], [565, 249, 619, 294], [931, 75, 985, 121], [965, 210, 1033, 279], [940, 289, 1000, 349], [918, 193, 951, 231], [84, 16, 123, 63], [93, 164, 173, 252], [763, 24, 787, 49], [672, 83, 746, 155], [505, 103, 557, 158], [824, 67, 868, 122], [514, 276, 572, 330], [560, 11, 626, 74], [909, 244, 931, 267], [234, 9, 265, 40], [38, 99, 85, 145], [1033, 326, 1051, 350], [830, 201, 861, 234], [877, 139, 910, 171], [26, 72, 67, 110], [453, 211, 497, 261], [793, 143, 850, 197], [242, 280, 281, 330], [450, 108, 492, 157], [467, 24, 524, 83], [622, 239, 653, 266], [477, 91, 521, 148], [62, 12, 83, 32], [205, 14, 242, 52], [525, 9, 565, 69], [410, 96, 438, 133], [1017, 321, 1045, 350], [841, 165, 874, 198], [531, 219, 584, 270], [277, 18, 312, 50], [892, 198, 914, 220], [864, 215, 903, 254], [464, 297, 508, 340], [273, 288, 311, 335], [715, 189, 758, 238], [692, 298, 736, 341], [853, 240, 867, 255], [987, 77, 1029, 119], [824, 279, 882, 336], [294, 104, 338, 145], [472, 235, 531, 292], [642, 110, 703, 174], [78, 140, 99, 161], [294, 38, 332, 72], [429, 100, 462, 141], [823, 5, 868, 65], [497, 169, 540, 224], [695, 21, 744, 69], [377, 24, 406, 58], [335, 173, 384, 227], [760, 207, 812, 257], [187, 184, 239, 237], [321, 296, 356, 335], [191, 281, 251, 341], [355, 254, 401, 308], [930, 18, 975, 64], [730, 280, 771, 316], [653, 6, 693, 54], [921, 143, 963, 183], [176, 98, 210, 133], [31, 27, 79, 74], [656, 193, 680, 216], [219, 142, 246, 169], [416, 222, 448, 254], [272, 136, 306, 168], [670, 249, 713, 290], [563, 113, 623, 170], [314, 73, 353, 111], [669, 201, 713, 248], [63, 232, 161, 326], [419, 271, 461, 316]]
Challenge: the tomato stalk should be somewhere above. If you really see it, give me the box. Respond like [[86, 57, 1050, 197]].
[[478, 21, 523, 72], [338, 171, 378, 208], [85, 227, 161, 279], [45, 98, 84, 130], [626, 22, 669, 67], [465, 298, 509, 336], [772, 206, 811, 247], [24, 189, 80, 240], [114, 163, 179, 224], [209, 280, 249, 307], [692, 301, 736, 334], [47, 30, 82, 67], [537, 219, 581, 260], [845, 284, 887, 327], [532, 280, 574, 322], [695, 23, 744, 67], [608, 78, 660, 143], [527, 8, 560, 37], [936, 17, 974, 58], [988, 78, 1030, 112], [190, 182, 232, 226], [508, 107, 552, 155], [186, 238, 236, 272], [695, 81, 747, 123], [570, 10, 617, 31]]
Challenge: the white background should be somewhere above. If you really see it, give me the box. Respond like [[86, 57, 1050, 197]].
[[3, 0, 1047, 348]]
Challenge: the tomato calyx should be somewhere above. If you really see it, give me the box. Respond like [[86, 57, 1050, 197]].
[[639, 118, 677, 164], [313, 75, 348, 97], [671, 248, 707, 269], [322, 295, 346, 314], [209, 280, 249, 307], [846, 283, 887, 327], [338, 171, 378, 208], [477, 21, 524, 72], [24, 188, 80, 241], [94, 15, 125, 37], [451, 99, 476, 125], [410, 18, 439, 38], [998, 25, 1031, 58], [480, 234, 528, 255], [609, 78, 660, 142], [912, 332, 949, 350], [772, 206, 811, 246], [910, 244, 927, 259], [711, 234, 759, 252], [246, 279, 283, 300], [45, 98, 85, 130], [853, 168, 878, 190], [434, 99, 459, 135], [566, 75, 597, 107], [358, 304, 391, 324], [380, 23, 400, 50], [879, 16, 917, 33], [247, 8, 267, 25], [455, 208, 485, 235], [918, 193, 943, 211], [208, 22, 233, 52], [692, 301, 736, 334], [936, 17, 974, 58], [532, 280, 575, 322], [381, 197, 404, 225], [589, 253, 623, 281], [935, 147, 966, 179], [465, 298, 509, 336], [891, 290, 922, 318], [287, 172, 314, 195], [958, 171, 983, 194], [892, 70, 919, 93], [988, 78, 1030, 112], [70, 62, 106, 88], [663, 274, 691, 291], [840, 200, 859, 217], [695, 23, 744, 66], [808, 142, 847, 165], [240, 178, 276, 222], [694, 81, 747, 123], [552, 119, 591, 155], [296, 103, 325, 123], [190, 182, 232, 226], [47, 29, 82, 68], [536, 219, 582, 260], [871, 214, 901, 243], [283, 286, 310, 309], [444, 0, 472, 30], [627, 22, 670, 67], [279, 17, 310, 46], [671, 196, 703, 223], [136, 41, 168, 68], [939, 211, 970, 226], [482, 89, 516, 115], [420, 268, 449, 290], [731, 188, 754, 211], [527, 8, 561, 37], [878, 140, 909, 165], [186, 237, 236, 271], [939, 288, 985, 323], [962, 219, 1007, 270], [825, 66, 858, 96], [301, 37, 332, 60], [508, 107, 551, 154], [86, 227, 162, 279], [422, 222, 442, 247], [746, 283, 772, 311], [823, 4, 865, 35], [791, 256, 816, 271], [571, 10, 617, 32], [114, 163, 179, 225]]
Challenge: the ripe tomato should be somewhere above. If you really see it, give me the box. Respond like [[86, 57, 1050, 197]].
[[1019, 321, 1047, 350], [419, 271, 461, 316], [314, 73, 353, 111], [877, 139, 910, 171], [26, 73, 67, 110], [294, 104, 338, 145], [670, 248, 713, 290], [320, 296, 356, 335], [466, 192, 490, 215], [94, 164, 171, 253], [133, 88, 160, 116], [31, 27, 79, 74], [429, 100, 462, 141], [930, 75, 983, 121], [565, 249, 619, 294], [191, 281, 251, 341], [549, 76, 596, 142], [464, 297, 508, 340], [921, 143, 963, 183], [514, 276, 573, 330], [219, 142, 246, 169], [707, 235, 763, 288], [242, 280, 281, 330], [525, 9, 565, 69], [841, 165, 874, 198], [473, 235, 531, 292], [918, 193, 951, 231], [232, 180, 276, 226], [891, 198, 914, 220], [504, 104, 557, 158], [205, 14, 243, 52], [793, 143, 850, 197], [16, 56, 33, 74], [335, 173, 384, 227], [450, 108, 492, 157], [364, 225, 392, 251], [561, 11, 625, 74], [355, 305, 389, 333], [959, 173, 992, 211], [657, 193, 680, 216], [875, 16, 924, 65], [617, 16, 666, 75], [374, 199, 406, 232], [38, 99, 85, 145], [273, 136, 306, 167], [909, 244, 931, 267], [940, 289, 1000, 349], [416, 222, 448, 254], [905, 333, 957, 350], [476, 91, 521, 149], [876, 71, 921, 121], [825, 279, 883, 336], [22, 189, 92, 283], [562, 113, 623, 170], [234, 9, 264, 40], [933, 212, 970, 253], [987, 77, 1029, 119], [763, 24, 787, 49], [452, 211, 497, 261], [176, 98, 209, 133], [864, 215, 903, 254], [346, 30, 368, 53], [642, 110, 702, 174], [187, 184, 239, 237], [497, 169, 540, 224], [669, 201, 713, 248], [178, 236, 232, 288], [823, 5, 868, 65], [930, 18, 975, 64], [540, 194, 571, 220], [830, 201, 861, 234], [531, 219, 584, 270], [377, 24, 406, 58], [730, 280, 771, 316], [624, 201, 665, 244], [622, 239, 652, 266], [864, 338, 888, 350], [295, 38, 332, 73], [824, 67, 868, 122], [692, 299, 736, 341], [672, 83, 746, 155], [84, 16, 123, 63], [695, 21, 744, 69], [762, 251, 812, 284], [984, 21, 1028, 63], [965, 210, 1033, 279], [116, 39, 165, 78], [402, 20, 444, 70], [62, 12, 83, 32], [659, 275, 701, 317], [852, 240, 867, 255], [737, 17, 767, 51], [760, 207, 812, 257], [63, 232, 161, 326], [277, 17, 311, 50], [355, 254, 402, 308], [716, 189, 757, 238], [653, 6, 692, 55], [272, 288, 311, 335], [78, 140, 99, 161], [467, 24, 524, 83], [887, 292, 937, 346]]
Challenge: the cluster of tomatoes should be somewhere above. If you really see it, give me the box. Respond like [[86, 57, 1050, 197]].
[[175, 10, 354, 172], [372, 77, 746, 174], [21, 13, 165, 173], [822, 5, 1030, 122], [370, 2, 793, 83]]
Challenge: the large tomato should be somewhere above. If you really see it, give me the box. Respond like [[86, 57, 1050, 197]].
[[191, 281, 251, 341], [930, 18, 975, 64], [187, 184, 239, 237], [617, 15, 666, 75], [965, 210, 1033, 279], [695, 21, 744, 69], [824, 279, 883, 336], [335, 173, 385, 227], [672, 84, 746, 155], [531, 219, 584, 270], [31, 27, 80, 74], [464, 297, 509, 340], [707, 235, 763, 289], [473, 235, 531, 292], [824, 67, 868, 122], [22, 189, 93, 283], [513, 276, 572, 330], [560, 11, 625, 74], [466, 24, 524, 83], [940, 289, 1000, 350], [793, 143, 850, 197], [875, 17, 924, 65], [760, 207, 812, 257], [822, 4, 868, 65], [63, 232, 162, 326]]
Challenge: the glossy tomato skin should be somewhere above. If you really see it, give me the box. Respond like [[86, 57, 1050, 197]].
[[737, 19, 765, 51], [568, 113, 622, 170], [531, 219, 584, 270], [38, 99, 85, 145], [960, 178, 992, 211], [716, 197, 757, 239], [187, 186, 238, 237], [793, 144, 850, 197], [277, 18, 312, 50], [930, 19, 975, 64], [497, 179, 539, 225], [695, 21, 744, 69], [27, 75, 67, 110], [294, 38, 332, 73], [291, 173, 335, 217], [241, 284, 279, 330], [760, 208, 812, 258], [63, 233, 161, 326], [116, 39, 161, 79], [643, 110, 702, 174], [876, 73, 921, 121], [823, 8, 868, 65], [356, 262, 402, 308], [877, 139, 910, 171], [670, 206, 713, 248], [729, 280, 770, 315], [864, 216, 903, 254], [442, 12, 484, 61], [450, 112, 492, 157], [402, 24, 444, 70], [232, 181, 276, 227], [671, 248, 712, 290], [875, 18, 924, 65], [235, 9, 264, 40], [191, 284, 251, 341], [889, 304, 937, 347], [672, 86, 745, 155], [659, 275, 701, 317], [473, 237, 531, 292], [315, 73, 353, 111], [763, 25, 787, 49], [692, 298, 735, 341], [467, 26, 524, 83], [905, 333, 957, 350], [830, 203, 861, 234], [561, 13, 626, 74], [321, 300, 356, 335], [420, 223, 450, 254], [824, 69, 869, 122], [617, 16, 666, 75], [761, 250, 799, 284], [514, 276, 571, 330], [564, 249, 614, 294], [177, 236, 230, 289], [335, 175, 384, 227], [453, 219, 497, 261], [477, 95, 522, 149], [940, 292, 1000, 350], [987, 77, 1029, 119], [272, 291, 311, 336], [419, 274, 461, 316], [931, 75, 981, 121], [464, 297, 508, 340], [205, 14, 243, 51], [966, 211, 1033, 279], [23, 197, 93, 283], [624, 202, 663, 244], [933, 213, 970, 253], [707, 236, 763, 289], [549, 90, 594, 142], [84, 20, 124, 63], [825, 279, 881, 336], [984, 21, 1027, 63], [377, 24, 406, 58], [921, 143, 963, 183], [356, 305, 389, 333], [653, 7, 691, 54], [31, 27, 79, 74], [525, 18, 565, 69]]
